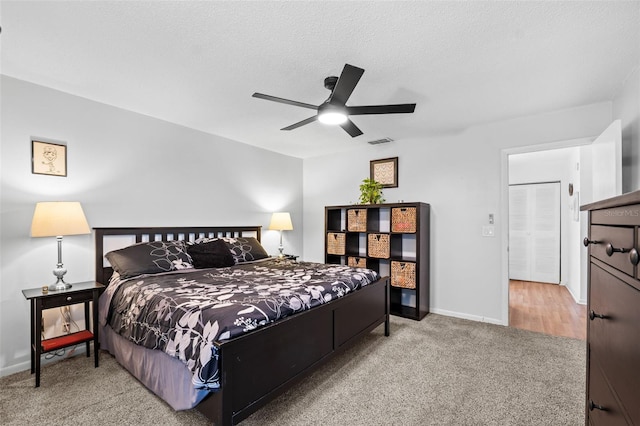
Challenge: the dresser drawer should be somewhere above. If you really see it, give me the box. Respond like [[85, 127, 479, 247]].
[[591, 204, 640, 226], [41, 290, 93, 309], [587, 358, 628, 426], [590, 225, 635, 276], [589, 263, 640, 422]]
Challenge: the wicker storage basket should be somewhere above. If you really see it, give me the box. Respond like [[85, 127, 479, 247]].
[[327, 232, 346, 255], [391, 207, 417, 233], [347, 209, 367, 232], [391, 261, 416, 289], [367, 233, 390, 258], [347, 256, 367, 268]]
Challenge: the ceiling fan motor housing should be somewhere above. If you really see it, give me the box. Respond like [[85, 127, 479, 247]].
[[324, 76, 339, 91]]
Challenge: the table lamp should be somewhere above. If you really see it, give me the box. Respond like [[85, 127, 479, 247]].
[[268, 212, 293, 258], [31, 201, 91, 291]]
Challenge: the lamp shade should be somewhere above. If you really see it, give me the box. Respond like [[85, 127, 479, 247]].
[[268, 212, 293, 231], [31, 202, 91, 237]]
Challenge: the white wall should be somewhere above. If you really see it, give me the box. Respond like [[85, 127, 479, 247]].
[[3, 67, 637, 375], [0, 76, 303, 375], [508, 147, 584, 303], [303, 102, 612, 324], [613, 66, 640, 193]]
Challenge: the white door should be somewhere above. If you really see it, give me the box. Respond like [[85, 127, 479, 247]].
[[509, 182, 561, 284], [577, 120, 623, 304], [591, 119, 622, 202]]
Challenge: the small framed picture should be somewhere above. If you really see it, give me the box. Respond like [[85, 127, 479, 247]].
[[370, 157, 398, 188], [32, 140, 67, 177]]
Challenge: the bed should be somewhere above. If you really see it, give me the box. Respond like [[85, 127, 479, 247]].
[[94, 226, 390, 425]]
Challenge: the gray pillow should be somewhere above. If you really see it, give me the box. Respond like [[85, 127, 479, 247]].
[[225, 237, 269, 263], [105, 240, 193, 279]]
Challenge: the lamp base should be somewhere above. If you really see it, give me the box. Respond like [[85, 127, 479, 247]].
[[49, 281, 72, 291], [50, 264, 71, 291]]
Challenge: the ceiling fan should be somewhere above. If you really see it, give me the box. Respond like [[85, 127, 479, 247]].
[[252, 64, 416, 137]]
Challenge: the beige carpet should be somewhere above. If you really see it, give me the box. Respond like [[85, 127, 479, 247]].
[[0, 314, 586, 425]]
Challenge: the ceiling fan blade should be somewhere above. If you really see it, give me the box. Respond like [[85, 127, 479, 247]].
[[329, 64, 365, 106], [281, 115, 318, 131], [252, 93, 318, 110], [340, 119, 363, 137], [347, 104, 416, 115]]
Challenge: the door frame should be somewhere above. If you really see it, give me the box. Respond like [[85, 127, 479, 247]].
[[500, 137, 594, 325]]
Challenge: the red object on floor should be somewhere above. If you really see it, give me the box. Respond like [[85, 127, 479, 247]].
[[41, 330, 93, 352]]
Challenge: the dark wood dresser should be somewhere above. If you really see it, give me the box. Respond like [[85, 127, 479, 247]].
[[582, 190, 640, 425]]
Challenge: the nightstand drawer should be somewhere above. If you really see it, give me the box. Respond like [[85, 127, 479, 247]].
[[41, 291, 93, 309]]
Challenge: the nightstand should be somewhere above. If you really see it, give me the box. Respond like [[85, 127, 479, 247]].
[[22, 281, 105, 387], [275, 254, 298, 262]]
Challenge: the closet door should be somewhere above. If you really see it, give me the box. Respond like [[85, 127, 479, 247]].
[[509, 182, 560, 284]]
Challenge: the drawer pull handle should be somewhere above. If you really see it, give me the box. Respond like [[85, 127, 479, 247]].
[[605, 243, 630, 256], [66, 296, 72, 301], [589, 310, 607, 320], [630, 248, 639, 266], [589, 400, 606, 411], [583, 238, 600, 247]]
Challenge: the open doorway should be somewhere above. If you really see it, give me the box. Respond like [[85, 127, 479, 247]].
[[509, 147, 586, 339], [507, 148, 585, 339], [500, 121, 622, 338]]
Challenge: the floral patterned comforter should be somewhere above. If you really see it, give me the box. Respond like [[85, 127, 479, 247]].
[[104, 259, 379, 391]]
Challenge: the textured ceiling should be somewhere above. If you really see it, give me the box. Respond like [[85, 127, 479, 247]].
[[1, 1, 639, 158]]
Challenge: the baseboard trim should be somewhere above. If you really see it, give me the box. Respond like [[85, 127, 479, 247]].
[[430, 308, 506, 326], [0, 345, 88, 377], [0, 360, 31, 377], [563, 283, 586, 305]]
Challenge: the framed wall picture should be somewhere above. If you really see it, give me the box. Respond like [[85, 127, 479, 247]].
[[32, 140, 67, 177], [370, 157, 398, 188]]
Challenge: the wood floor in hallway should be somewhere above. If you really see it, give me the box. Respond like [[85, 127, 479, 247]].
[[509, 280, 587, 340]]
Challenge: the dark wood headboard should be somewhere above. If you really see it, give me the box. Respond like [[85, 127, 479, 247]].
[[94, 226, 262, 285]]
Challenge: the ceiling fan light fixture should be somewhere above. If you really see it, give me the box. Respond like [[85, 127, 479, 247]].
[[318, 111, 348, 125], [253, 63, 416, 137]]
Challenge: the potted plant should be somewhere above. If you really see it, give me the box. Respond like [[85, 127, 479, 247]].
[[358, 178, 385, 204]]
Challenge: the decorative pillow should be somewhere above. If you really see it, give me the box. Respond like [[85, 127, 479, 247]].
[[187, 238, 235, 269], [189, 236, 219, 245], [225, 237, 269, 263], [105, 240, 193, 279]]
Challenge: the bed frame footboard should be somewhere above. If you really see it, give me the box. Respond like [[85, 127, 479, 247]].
[[196, 276, 390, 425]]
